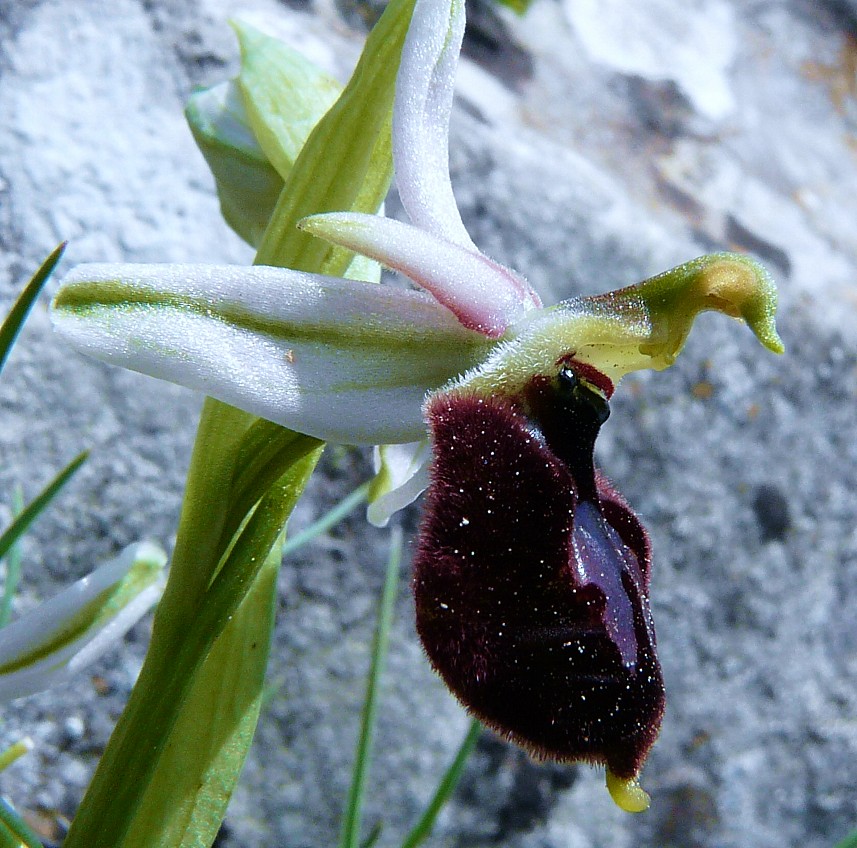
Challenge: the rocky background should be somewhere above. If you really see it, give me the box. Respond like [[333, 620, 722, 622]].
[[1, 0, 856, 846]]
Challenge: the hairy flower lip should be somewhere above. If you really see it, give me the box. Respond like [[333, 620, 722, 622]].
[[414, 388, 664, 785]]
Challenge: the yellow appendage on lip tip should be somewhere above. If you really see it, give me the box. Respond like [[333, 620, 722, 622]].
[[606, 768, 651, 813]]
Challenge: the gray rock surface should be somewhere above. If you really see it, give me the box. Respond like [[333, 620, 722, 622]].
[[0, 0, 855, 846]]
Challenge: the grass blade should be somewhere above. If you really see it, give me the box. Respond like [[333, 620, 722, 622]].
[[339, 527, 403, 848], [0, 821, 21, 848], [0, 486, 25, 628], [0, 451, 88, 563], [835, 830, 857, 848], [0, 243, 66, 377], [400, 719, 481, 848], [0, 798, 45, 848], [281, 481, 370, 557], [0, 737, 34, 773], [359, 821, 383, 848]]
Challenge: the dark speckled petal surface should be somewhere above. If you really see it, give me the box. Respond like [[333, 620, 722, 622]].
[[413, 388, 665, 779]]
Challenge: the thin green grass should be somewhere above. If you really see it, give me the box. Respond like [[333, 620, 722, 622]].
[[339, 527, 403, 848], [0, 451, 88, 564], [0, 798, 45, 848], [835, 830, 857, 848], [0, 243, 65, 377], [0, 486, 25, 628], [282, 481, 370, 557], [401, 718, 481, 848]]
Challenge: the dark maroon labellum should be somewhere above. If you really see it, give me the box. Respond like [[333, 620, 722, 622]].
[[413, 367, 665, 780]]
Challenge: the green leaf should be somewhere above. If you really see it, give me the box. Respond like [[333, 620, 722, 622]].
[[254, 0, 416, 272], [0, 821, 19, 848], [400, 719, 481, 848], [220, 418, 328, 552], [234, 20, 342, 181], [360, 821, 384, 848], [0, 243, 65, 378], [0, 451, 88, 564], [339, 528, 403, 848], [120, 528, 289, 846]]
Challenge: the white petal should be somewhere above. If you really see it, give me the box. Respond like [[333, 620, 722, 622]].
[[367, 440, 431, 527], [0, 542, 166, 703], [301, 213, 540, 338], [53, 263, 493, 445], [393, 0, 473, 247]]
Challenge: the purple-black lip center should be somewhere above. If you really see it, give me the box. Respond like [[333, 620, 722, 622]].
[[525, 366, 646, 668]]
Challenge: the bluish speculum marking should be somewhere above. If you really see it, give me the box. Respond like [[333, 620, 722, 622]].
[[525, 366, 647, 668], [572, 500, 642, 668]]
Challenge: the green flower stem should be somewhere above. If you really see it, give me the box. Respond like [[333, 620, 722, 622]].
[[835, 830, 857, 848], [64, 446, 320, 847], [64, 0, 415, 842], [340, 527, 403, 848], [220, 419, 324, 552], [159, 401, 256, 622], [400, 719, 482, 848]]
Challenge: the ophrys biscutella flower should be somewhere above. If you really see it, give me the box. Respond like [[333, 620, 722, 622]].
[[51, 0, 783, 810]]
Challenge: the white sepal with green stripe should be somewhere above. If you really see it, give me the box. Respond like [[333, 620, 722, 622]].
[[0, 542, 166, 702]]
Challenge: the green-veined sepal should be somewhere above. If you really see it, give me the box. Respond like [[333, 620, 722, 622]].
[[52, 263, 494, 445], [186, 21, 344, 248], [186, 80, 284, 248], [0, 542, 166, 702]]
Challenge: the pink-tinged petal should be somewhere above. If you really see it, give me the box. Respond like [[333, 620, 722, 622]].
[[300, 213, 541, 338], [52, 263, 493, 445], [394, 0, 473, 248]]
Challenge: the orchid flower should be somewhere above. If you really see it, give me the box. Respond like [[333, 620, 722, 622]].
[[0, 542, 166, 703], [51, 0, 783, 811]]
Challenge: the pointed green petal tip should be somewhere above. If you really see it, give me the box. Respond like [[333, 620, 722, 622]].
[[231, 18, 341, 182], [452, 252, 783, 400]]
